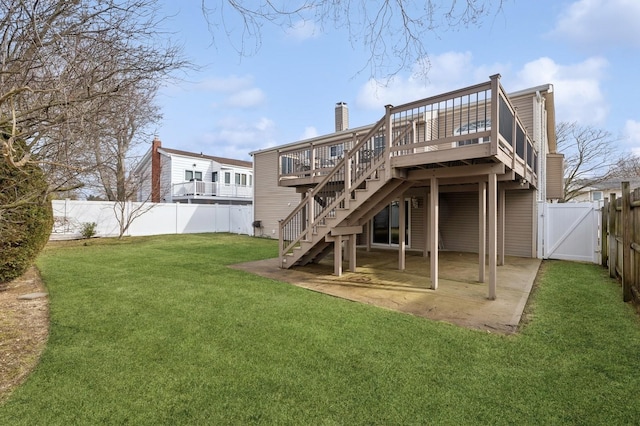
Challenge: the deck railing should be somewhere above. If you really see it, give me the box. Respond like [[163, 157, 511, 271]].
[[171, 181, 253, 199], [278, 75, 537, 185]]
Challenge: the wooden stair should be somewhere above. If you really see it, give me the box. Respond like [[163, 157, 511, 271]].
[[281, 172, 402, 268], [279, 110, 414, 270]]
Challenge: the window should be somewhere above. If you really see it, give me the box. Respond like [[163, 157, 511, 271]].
[[241, 174, 247, 186], [235, 173, 241, 185], [224, 172, 231, 184], [212, 171, 218, 182], [249, 175, 253, 187], [185, 170, 202, 181], [455, 119, 491, 147], [592, 191, 603, 201], [330, 144, 343, 158]]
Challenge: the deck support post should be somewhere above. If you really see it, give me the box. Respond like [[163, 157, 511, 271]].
[[349, 234, 357, 272], [399, 194, 406, 271], [333, 237, 343, 276], [478, 181, 486, 283], [488, 172, 497, 300], [423, 190, 429, 258], [430, 178, 439, 289], [328, 227, 362, 276], [499, 188, 506, 266], [307, 192, 314, 241], [384, 104, 393, 173]]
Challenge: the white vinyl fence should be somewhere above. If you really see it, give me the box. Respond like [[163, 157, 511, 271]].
[[51, 200, 253, 240]]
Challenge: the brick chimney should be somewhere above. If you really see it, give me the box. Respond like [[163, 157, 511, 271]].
[[335, 102, 348, 132], [151, 136, 161, 202]]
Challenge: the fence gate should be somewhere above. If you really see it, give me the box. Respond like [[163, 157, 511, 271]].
[[538, 202, 601, 263]]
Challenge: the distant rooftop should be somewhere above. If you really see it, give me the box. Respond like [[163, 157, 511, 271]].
[[160, 147, 252, 169]]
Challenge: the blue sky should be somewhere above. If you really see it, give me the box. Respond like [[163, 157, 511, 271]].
[[153, 0, 640, 162]]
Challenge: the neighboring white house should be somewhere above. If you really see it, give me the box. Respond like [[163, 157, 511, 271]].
[[134, 137, 253, 205], [569, 178, 640, 203]]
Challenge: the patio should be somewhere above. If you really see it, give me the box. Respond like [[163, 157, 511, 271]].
[[232, 249, 542, 334]]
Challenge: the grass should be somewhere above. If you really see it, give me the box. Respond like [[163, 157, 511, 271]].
[[1, 233, 639, 424]]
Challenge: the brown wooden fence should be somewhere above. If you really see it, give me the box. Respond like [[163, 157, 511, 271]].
[[601, 182, 640, 303]]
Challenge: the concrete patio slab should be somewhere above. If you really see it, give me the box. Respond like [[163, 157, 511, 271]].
[[231, 249, 542, 334]]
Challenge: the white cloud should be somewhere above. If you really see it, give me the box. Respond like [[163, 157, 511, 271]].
[[550, 0, 640, 49], [357, 52, 609, 127], [225, 88, 266, 108], [356, 51, 507, 110], [286, 20, 320, 41], [199, 116, 277, 159], [300, 126, 319, 140], [512, 56, 609, 125]]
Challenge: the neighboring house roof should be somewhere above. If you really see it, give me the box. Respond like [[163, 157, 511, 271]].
[[567, 178, 640, 202], [160, 147, 252, 169], [574, 178, 640, 192], [249, 123, 375, 157]]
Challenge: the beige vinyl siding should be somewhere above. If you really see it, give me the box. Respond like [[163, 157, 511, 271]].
[[439, 192, 480, 253], [510, 95, 534, 135], [546, 153, 565, 200], [436, 189, 535, 257], [415, 116, 440, 151], [253, 150, 300, 238], [406, 188, 427, 252], [502, 190, 535, 257]]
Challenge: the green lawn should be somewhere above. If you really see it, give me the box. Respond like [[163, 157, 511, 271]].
[[1, 234, 639, 425]]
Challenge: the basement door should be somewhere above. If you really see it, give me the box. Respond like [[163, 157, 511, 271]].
[[538, 201, 601, 263]]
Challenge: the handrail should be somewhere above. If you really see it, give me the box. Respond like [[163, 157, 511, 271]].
[[279, 115, 388, 255]]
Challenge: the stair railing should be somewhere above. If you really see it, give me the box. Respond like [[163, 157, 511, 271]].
[[279, 111, 392, 259]]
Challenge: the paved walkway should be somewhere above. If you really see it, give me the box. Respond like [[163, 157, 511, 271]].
[[231, 249, 542, 334]]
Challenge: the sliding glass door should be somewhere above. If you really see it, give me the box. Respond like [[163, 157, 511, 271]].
[[372, 200, 410, 246]]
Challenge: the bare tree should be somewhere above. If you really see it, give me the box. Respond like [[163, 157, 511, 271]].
[[0, 0, 187, 203], [557, 121, 623, 201], [86, 83, 162, 201], [202, 0, 504, 80], [112, 186, 155, 239], [616, 155, 640, 181]]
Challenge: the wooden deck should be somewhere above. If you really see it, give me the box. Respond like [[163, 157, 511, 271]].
[[275, 75, 541, 300]]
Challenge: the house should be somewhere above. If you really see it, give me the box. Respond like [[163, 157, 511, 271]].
[[569, 178, 640, 203], [135, 137, 253, 205], [250, 74, 564, 299]]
